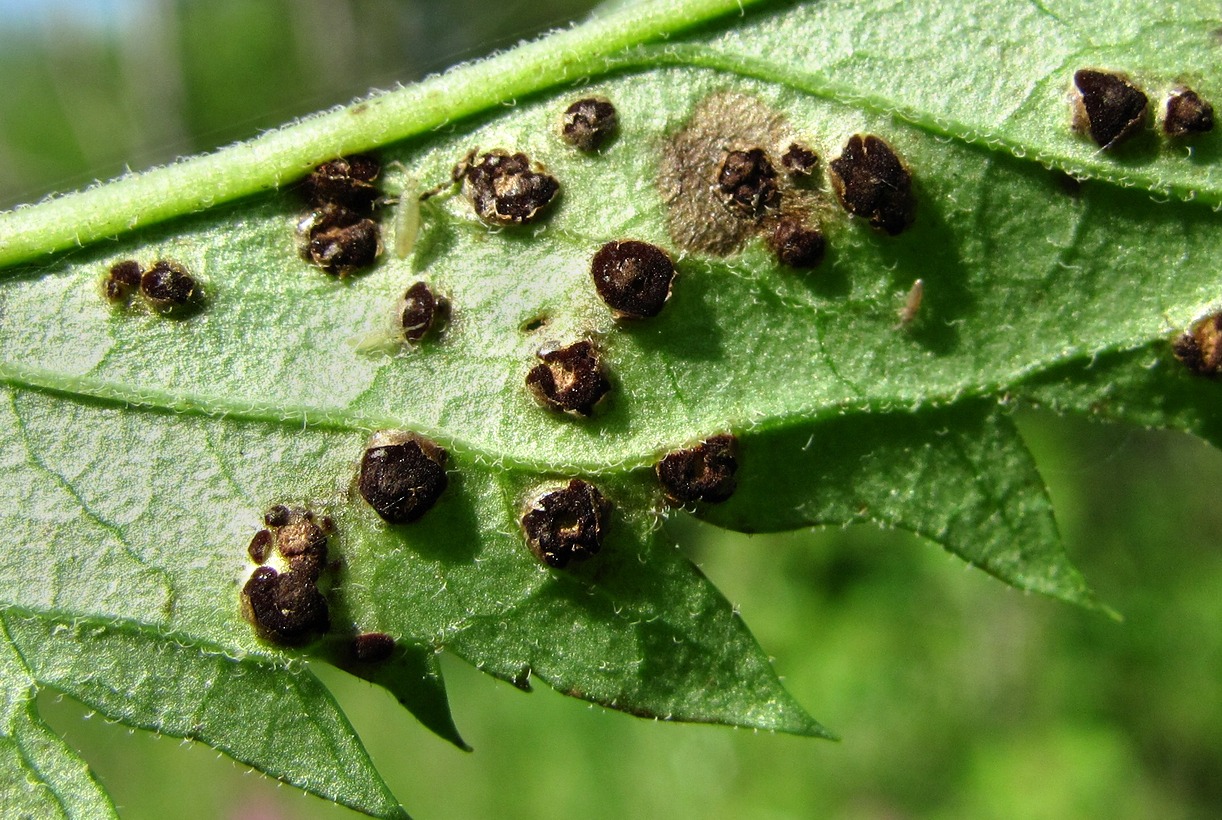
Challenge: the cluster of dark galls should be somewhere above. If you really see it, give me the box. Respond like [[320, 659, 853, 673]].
[[103, 259, 199, 313]]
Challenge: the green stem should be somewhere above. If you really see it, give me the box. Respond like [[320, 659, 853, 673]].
[[0, 0, 769, 268]]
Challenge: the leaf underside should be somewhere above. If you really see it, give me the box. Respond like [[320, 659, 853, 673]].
[[1, 0, 1219, 816]]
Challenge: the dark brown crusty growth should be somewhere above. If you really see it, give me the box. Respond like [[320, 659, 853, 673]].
[[561, 97, 619, 151], [1173, 312, 1222, 377], [300, 154, 381, 212], [352, 632, 397, 664], [104, 260, 142, 302], [1164, 88, 1215, 137], [299, 205, 382, 277], [829, 134, 915, 236], [247, 529, 273, 564], [656, 435, 739, 505], [1073, 69, 1149, 149], [457, 149, 559, 226], [241, 566, 331, 646], [358, 431, 449, 524], [780, 142, 819, 177], [400, 281, 447, 343], [525, 341, 611, 416], [716, 148, 781, 219], [590, 240, 676, 319], [767, 217, 825, 269], [140, 260, 199, 312], [658, 91, 790, 255], [521, 479, 610, 569]]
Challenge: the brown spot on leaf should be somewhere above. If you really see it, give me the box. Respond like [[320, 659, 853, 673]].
[[1173, 312, 1222, 377], [829, 134, 915, 235], [1073, 69, 1148, 149], [241, 566, 330, 646], [590, 240, 676, 319], [298, 204, 382, 276], [301, 154, 381, 213], [358, 431, 449, 524], [521, 479, 610, 568], [247, 529, 273, 564], [560, 97, 618, 152], [781, 142, 819, 177], [104, 260, 142, 303], [525, 341, 610, 416], [1164, 88, 1214, 137], [656, 435, 738, 505], [458, 150, 559, 226]]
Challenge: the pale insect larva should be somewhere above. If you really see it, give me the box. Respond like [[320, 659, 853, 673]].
[[394, 174, 422, 258], [896, 278, 924, 329]]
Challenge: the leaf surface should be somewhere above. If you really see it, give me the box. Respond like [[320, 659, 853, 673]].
[[0, 0, 1218, 814]]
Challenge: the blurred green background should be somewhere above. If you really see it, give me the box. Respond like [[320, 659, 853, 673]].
[[5, 2, 1220, 818]]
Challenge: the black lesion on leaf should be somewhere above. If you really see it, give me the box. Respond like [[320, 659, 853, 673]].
[[828, 134, 915, 235], [521, 479, 610, 568], [590, 240, 676, 319], [103, 260, 142, 303], [454, 149, 559, 226], [525, 340, 611, 416], [140, 260, 200, 312], [1173, 312, 1222, 377], [656, 435, 738, 505], [1164, 88, 1214, 138], [399, 281, 448, 343], [358, 431, 449, 524], [560, 97, 618, 152], [1072, 69, 1149, 149]]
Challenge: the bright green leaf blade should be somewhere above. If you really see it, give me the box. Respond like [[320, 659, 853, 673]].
[[703, 403, 1098, 608], [0, 621, 116, 820], [1, 610, 407, 820]]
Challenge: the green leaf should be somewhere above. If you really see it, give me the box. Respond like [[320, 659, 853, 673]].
[[1, 610, 407, 819], [0, 0, 1218, 813]]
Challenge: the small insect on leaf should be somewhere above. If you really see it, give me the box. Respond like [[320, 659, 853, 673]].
[[357, 431, 449, 524], [767, 216, 825, 269], [715, 147, 781, 219], [1072, 69, 1149, 149], [521, 479, 610, 569], [399, 281, 447, 343], [394, 175, 423, 258], [140, 260, 199, 312], [457, 149, 559, 226], [590, 240, 676, 319], [560, 96, 619, 152], [1172, 311, 1222, 377], [1164, 87, 1215, 137], [656, 434, 739, 505], [829, 134, 915, 235], [525, 341, 611, 416], [896, 278, 924, 329]]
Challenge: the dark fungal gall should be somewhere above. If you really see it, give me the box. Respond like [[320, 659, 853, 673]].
[[590, 240, 676, 319], [457, 149, 559, 226], [264, 504, 292, 528], [1073, 69, 1148, 149], [1164, 88, 1214, 137], [521, 479, 610, 569], [351, 632, 396, 664], [780, 142, 819, 177], [104, 260, 142, 302], [767, 216, 825, 269], [400, 281, 447, 343], [1173, 312, 1222, 377], [829, 134, 915, 236], [656, 435, 738, 505], [301, 154, 381, 212], [715, 148, 780, 219], [140, 260, 198, 312], [560, 97, 618, 152], [299, 204, 382, 276], [358, 431, 449, 524], [241, 566, 330, 646], [525, 341, 611, 416]]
